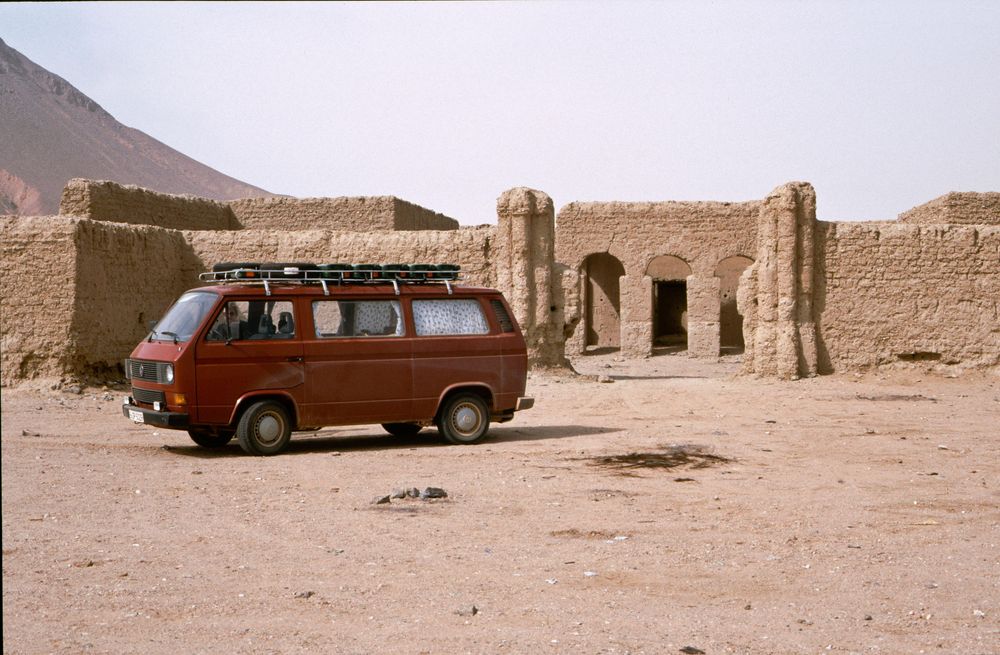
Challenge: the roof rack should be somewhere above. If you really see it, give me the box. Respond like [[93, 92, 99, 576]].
[[198, 263, 462, 296]]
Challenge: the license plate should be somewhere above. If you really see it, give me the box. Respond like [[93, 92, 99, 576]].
[[129, 409, 144, 424]]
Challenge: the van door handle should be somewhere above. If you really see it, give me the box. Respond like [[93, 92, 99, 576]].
[[287, 356, 303, 363]]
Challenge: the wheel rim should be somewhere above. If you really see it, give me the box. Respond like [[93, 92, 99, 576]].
[[255, 412, 283, 446], [451, 402, 482, 437]]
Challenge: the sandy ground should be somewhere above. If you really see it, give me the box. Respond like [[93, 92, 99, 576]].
[[2, 353, 999, 655]]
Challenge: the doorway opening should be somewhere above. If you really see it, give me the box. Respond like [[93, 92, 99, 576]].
[[653, 280, 687, 350], [714, 255, 754, 354], [646, 255, 691, 354], [582, 252, 626, 352]]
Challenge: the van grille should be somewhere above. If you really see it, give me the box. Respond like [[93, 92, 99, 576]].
[[132, 386, 165, 405], [128, 359, 165, 382], [490, 300, 514, 333]]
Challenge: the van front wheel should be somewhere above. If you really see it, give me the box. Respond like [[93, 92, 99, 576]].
[[437, 394, 490, 445], [237, 401, 292, 455]]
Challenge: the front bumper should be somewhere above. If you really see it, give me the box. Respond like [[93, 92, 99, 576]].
[[122, 402, 189, 429]]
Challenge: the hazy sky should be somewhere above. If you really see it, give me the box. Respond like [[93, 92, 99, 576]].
[[3, 1, 998, 224]]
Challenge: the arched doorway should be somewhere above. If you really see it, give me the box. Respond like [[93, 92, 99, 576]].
[[646, 255, 692, 349], [582, 253, 626, 350], [714, 255, 754, 352]]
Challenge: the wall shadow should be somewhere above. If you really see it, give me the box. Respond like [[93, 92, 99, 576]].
[[813, 222, 833, 374]]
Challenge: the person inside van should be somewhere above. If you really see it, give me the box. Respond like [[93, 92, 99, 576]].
[[209, 303, 247, 341]]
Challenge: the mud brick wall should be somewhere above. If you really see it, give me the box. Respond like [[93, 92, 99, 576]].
[[59, 179, 239, 230], [70, 220, 200, 376], [898, 192, 1000, 226], [815, 222, 1000, 371], [229, 196, 459, 231], [185, 226, 496, 288], [557, 199, 759, 357], [0, 216, 79, 383]]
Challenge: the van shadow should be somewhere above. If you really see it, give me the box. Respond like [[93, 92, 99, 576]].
[[164, 424, 621, 459]]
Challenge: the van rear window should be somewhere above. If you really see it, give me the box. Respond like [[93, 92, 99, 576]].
[[313, 300, 403, 338], [413, 299, 490, 336]]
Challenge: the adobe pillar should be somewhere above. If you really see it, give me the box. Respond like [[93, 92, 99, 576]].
[[496, 188, 568, 368]]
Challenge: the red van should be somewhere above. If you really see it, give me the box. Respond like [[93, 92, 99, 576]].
[[122, 263, 533, 455]]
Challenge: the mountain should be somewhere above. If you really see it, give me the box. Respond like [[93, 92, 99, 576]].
[[0, 38, 276, 215]]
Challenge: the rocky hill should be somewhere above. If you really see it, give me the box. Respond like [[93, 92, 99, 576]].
[[0, 38, 275, 215]]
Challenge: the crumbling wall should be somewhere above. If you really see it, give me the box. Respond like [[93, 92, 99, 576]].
[[557, 200, 759, 358], [898, 192, 1000, 226], [815, 222, 1000, 371], [391, 198, 462, 231], [496, 188, 567, 367], [229, 196, 459, 231], [0, 216, 79, 384], [59, 179, 239, 230], [741, 182, 819, 379], [70, 221, 200, 377]]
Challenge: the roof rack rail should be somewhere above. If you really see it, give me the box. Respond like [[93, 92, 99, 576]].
[[198, 263, 462, 296]]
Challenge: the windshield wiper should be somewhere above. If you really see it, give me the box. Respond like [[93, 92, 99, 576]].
[[161, 331, 179, 344]]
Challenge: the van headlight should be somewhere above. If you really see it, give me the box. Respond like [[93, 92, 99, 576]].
[[164, 364, 174, 384]]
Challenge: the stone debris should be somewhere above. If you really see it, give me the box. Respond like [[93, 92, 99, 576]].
[[455, 605, 478, 617], [679, 647, 705, 655], [973, 609, 986, 617], [21, 429, 40, 437], [372, 487, 448, 504], [294, 591, 315, 599], [597, 374, 614, 383]]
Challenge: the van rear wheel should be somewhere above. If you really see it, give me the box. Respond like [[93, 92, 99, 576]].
[[187, 428, 233, 449], [437, 394, 490, 445], [237, 401, 292, 455], [381, 422, 422, 438]]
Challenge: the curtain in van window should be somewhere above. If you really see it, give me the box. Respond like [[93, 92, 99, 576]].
[[355, 301, 402, 336], [413, 299, 490, 336]]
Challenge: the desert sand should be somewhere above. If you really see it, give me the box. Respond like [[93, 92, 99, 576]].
[[2, 353, 998, 654]]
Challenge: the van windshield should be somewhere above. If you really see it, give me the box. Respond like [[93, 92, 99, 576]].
[[151, 292, 218, 342]]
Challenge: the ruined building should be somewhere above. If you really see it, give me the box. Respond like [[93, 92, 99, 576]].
[[1, 178, 998, 386]]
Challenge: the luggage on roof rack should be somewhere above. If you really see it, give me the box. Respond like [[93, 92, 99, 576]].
[[198, 262, 463, 286]]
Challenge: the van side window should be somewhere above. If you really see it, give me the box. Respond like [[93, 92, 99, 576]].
[[207, 300, 295, 341], [313, 300, 403, 338], [413, 299, 490, 336]]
